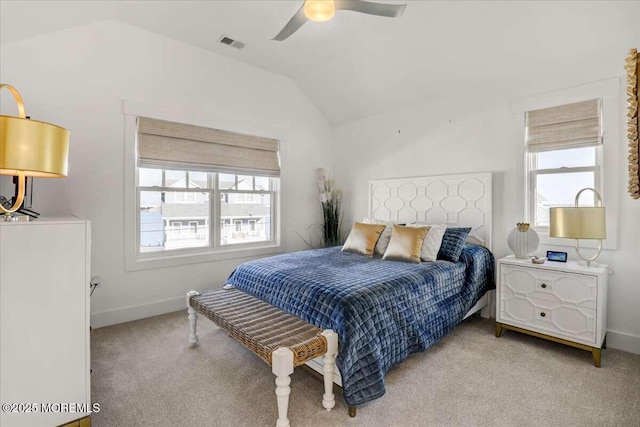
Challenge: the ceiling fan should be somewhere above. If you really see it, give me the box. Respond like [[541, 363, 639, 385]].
[[272, 0, 407, 41]]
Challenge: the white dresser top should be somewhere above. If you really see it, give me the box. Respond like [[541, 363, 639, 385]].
[[0, 216, 87, 226], [499, 255, 608, 275]]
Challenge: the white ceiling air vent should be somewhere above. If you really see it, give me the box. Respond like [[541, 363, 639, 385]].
[[218, 35, 245, 50]]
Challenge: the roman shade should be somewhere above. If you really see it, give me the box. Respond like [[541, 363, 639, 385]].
[[525, 99, 602, 152], [137, 117, 280, 176]]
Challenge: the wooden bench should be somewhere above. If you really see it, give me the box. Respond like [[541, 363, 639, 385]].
[[187, 288, 338, 427]]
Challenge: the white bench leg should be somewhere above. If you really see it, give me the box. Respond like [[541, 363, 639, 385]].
[[186, 291, 200, 346], [321, 329, 338, 411], [272, 347, 294, 427]]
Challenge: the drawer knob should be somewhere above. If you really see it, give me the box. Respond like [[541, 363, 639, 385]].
[[540, 312, 546, 317], [541, 283, 547, 289]]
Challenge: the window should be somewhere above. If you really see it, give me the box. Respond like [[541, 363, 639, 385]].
[[525, 99, 603, 228], [139, 170, 211, 251], [134, 116, 280, 259], [138, 168, 277, 253]]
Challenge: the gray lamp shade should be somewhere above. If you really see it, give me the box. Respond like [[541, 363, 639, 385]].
[[549, 207, 606, 239]]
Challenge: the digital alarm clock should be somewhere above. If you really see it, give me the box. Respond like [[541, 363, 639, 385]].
[[546, 250, 568, 262]]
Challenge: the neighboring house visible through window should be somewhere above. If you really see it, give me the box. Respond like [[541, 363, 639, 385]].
[[135, 117, 280, 258], [525, 99, 603, 229]]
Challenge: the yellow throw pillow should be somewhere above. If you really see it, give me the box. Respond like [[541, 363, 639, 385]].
[[382, 225, 430, 263], [342, 222, 387, 256]]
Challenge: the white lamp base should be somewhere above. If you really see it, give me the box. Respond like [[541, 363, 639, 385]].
[[575, 239, 603, 268]]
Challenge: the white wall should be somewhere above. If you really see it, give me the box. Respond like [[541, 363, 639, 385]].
[[333, 69, 640, 354], [0, 21, 333, 327], [333, 95, 515, 254]]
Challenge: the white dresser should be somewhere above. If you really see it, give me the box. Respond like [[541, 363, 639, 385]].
[[496, 256, 607, 367], [0, 218, 92, 427]]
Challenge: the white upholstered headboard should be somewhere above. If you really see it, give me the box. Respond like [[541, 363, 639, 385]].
[[368, 173, 492, 250]]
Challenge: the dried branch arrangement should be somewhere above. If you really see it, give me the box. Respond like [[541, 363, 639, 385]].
[[626, 48, 639, 199], [316, 169, 343, 247]]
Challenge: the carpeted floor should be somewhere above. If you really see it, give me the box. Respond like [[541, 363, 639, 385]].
[[91, 311, 640, 427]]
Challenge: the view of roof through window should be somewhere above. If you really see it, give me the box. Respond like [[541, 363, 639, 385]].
[[138, 169, 273, 252]]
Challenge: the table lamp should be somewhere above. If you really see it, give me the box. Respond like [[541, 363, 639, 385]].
[[0, 84, 69, 219], [549, 188, 606, 267]]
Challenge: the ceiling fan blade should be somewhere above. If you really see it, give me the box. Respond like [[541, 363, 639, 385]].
[[335, 1, 407, 18], [272, 3, 308, 41]]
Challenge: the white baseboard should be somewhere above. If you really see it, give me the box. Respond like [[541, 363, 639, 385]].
[[91, 296, 185, 328], [606, 329, 640, 355]]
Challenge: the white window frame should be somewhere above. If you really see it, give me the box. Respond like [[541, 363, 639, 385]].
[[512, 78, 620, 251], [525, 146, 603, 229], [135, 168, 278, 260], [137, 169, 277, 252], [123, 102, 284, 272]]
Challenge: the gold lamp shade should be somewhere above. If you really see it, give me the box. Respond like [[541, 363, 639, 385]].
[[0, 84, 69, 214], [549, 188, 606, 266], [549, 207, 606, 239]]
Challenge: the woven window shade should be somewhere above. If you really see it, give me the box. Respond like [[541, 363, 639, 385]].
[[526, 99, 602, 152], [137, 117, 280, 176]]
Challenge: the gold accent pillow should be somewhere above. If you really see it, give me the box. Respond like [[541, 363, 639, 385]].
[[382, 225, 430, 263], [342, 222, 386, 256]]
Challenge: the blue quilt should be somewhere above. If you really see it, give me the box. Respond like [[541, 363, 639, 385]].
[[225, 244, 495, 406]]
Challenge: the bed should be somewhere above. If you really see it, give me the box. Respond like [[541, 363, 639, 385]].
[[224, 173, 495, 407]]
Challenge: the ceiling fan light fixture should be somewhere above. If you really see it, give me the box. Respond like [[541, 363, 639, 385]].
[[304, 0, 336, 22]]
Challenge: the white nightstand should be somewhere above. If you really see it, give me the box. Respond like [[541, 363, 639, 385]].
[[495, 255, 608, 367]]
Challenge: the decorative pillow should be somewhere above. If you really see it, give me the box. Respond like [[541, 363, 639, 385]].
[[437, 227, 472, 262], [362, 217, 394, 255], [382, 225, 430, 263], [407, 223, 447, 262], [342, 222, 386, 256]]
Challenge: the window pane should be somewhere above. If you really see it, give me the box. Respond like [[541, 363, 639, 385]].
[[140, 191, 210, 252], [219, 173, 236, 190], [140, 191, 164, 251], [534, 172, 595, 227], [220, 192, 271, 245], [537, 147, 596, 169], [237, 175, 254, 190], [165, 170, 187, 188], [139, 168, 162, 187], [255, 176, 270, 191], [189, 171, 209, 189]]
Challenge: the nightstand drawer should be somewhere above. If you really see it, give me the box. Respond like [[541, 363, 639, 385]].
[[500, 265, 597, 309], [499, 288, 596, 345]]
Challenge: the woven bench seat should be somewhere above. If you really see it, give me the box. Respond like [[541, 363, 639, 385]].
[[190, 288, 328, 367], [186, 288, 338, 427]]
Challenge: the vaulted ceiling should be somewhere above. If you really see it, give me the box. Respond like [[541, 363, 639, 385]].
[[1, 1, 637, 124]]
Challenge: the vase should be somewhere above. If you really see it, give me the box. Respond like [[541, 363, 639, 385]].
[[507, 222, 539, 259]]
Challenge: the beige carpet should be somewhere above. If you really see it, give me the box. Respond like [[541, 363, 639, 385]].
[[91, 311, 640, 427]]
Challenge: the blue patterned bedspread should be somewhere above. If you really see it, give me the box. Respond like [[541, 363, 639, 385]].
[[225, 244, 495, 406]]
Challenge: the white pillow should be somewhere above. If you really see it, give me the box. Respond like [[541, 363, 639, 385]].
[[407, 223, 447, 262], [362, 217, 395, 255]]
